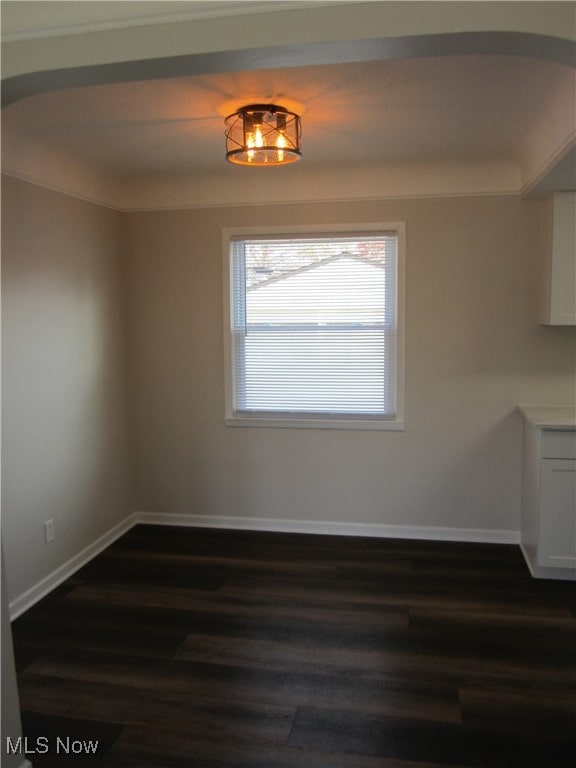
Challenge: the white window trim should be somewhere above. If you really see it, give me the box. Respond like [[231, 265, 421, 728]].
[[222, 223, 405, 430]]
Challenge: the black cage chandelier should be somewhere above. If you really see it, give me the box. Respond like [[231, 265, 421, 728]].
[[225, 104, 302, 166]]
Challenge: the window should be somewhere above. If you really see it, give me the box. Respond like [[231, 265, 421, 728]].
[[223, 225, 405, 429]]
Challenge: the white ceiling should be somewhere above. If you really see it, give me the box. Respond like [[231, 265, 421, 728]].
[[1, 1, 575, 208]]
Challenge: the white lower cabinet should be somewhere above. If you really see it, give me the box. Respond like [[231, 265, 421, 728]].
[[520, 407, 576, 580]]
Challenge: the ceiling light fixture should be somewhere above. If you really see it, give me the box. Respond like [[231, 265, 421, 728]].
[[225, 104, 301, 166]]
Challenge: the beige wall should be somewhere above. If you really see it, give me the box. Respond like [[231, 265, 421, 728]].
[[124, 195, 575, 536], [1, 175, 133, 604]]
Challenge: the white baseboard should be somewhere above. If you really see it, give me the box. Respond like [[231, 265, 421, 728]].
[[136, 511, 520, 545], [520, 543, 576, 581], [9, 511, 520, 620], [9, 514, 137, 620]]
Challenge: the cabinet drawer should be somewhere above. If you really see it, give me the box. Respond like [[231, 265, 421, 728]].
[[541, 430, 576, 459]]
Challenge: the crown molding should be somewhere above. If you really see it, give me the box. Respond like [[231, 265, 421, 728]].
[[2, 157, 521, 213]]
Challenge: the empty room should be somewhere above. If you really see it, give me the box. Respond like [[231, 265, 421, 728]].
[[1, 1, 575, 766]]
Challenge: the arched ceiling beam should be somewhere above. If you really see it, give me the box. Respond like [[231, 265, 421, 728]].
[[2, 30, 575, 108]]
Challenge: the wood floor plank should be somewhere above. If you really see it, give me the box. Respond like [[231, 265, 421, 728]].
[[288, 706, 576, 767], [61, 581, 411, 629], [12, 615, 186, 661], [94, 546, 345, 578], [221, 571, 575, 619], [171, 626, 575, 693], [105, 726, 465, 768], [458, 686, 576, 739], [173, 634, 463, 723], [18, 674, 296, 745], [23, 648, 462, 724]]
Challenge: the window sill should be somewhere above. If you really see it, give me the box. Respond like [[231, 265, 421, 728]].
[[225, 415, 405, 431]]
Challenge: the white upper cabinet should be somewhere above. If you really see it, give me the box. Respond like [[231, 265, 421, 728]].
[[542, 192, 576, 326]]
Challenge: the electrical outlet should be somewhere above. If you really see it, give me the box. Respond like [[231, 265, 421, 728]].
[[44, 519, 55, 544]]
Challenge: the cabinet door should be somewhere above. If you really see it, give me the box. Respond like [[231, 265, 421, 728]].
[[538, 459, 576, 568], [543, 193, 576, 325]]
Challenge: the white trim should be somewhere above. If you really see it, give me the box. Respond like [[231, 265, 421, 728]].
[[8, 514, 137, 621], [224, 416, 405, 430], [520, 543, 576, 582], [521, 130, 576, 198], [136, 511, 520, 545], [222, 223, 406, 431], [122, 189, 520, 213], [3, 170, 520, 214]]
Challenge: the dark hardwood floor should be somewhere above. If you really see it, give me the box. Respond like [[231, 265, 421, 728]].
[[11, 525, 576, 767]]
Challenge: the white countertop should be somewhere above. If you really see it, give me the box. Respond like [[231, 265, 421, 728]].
[[519, 406, 576, 429]]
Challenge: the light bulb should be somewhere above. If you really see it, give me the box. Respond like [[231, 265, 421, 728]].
[[246, 132, 255, 161], [276, 132, 286, 162]]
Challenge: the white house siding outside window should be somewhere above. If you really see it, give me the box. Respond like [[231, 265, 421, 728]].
[[223, 225, 405, 430]]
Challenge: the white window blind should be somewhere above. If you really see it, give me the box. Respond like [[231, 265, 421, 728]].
[[227, 231, 402, 426]]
